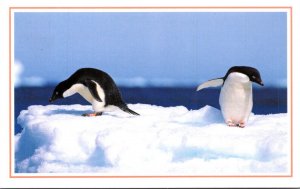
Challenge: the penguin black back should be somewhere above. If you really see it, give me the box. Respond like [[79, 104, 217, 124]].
[[68, 68, 124, 106], [50, 68, 140, 116]]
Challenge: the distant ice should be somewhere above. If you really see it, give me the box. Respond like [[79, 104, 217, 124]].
[[274, 78, 288, 88], [15, 104, 289, 175], [14, 59, 46, 87], [14, 59, 286, 88], [22, 76, 47, 87], [115, 77, 199, 87], [113, 77, 288, 88], [14, 60, 24, 87]]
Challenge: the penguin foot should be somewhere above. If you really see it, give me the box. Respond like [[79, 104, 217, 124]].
[[237, 122, 246, 128], [226, 120, 245, 128], [226, 120, 236, 127], [82, 112, 103, 117]]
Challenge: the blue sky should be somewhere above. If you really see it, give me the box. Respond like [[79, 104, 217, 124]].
[[14, 12, 287, 87]]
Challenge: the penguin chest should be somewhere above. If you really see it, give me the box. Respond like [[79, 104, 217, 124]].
[[219, 73, 253, 123], [88, 82, 107, 112], [63, 83, 106, 112]]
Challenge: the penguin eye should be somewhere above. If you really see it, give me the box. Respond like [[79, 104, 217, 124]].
[[56, 92, 59, 95], [252, 75, 256, 79]]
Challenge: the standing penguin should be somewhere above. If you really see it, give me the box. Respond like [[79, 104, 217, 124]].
[[196, 66, 263, 127], [49, 68, 139, 117]]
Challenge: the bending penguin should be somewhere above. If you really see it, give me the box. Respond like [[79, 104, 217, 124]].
[[49, 68, 140, 117], [196, 66, 264, 128]]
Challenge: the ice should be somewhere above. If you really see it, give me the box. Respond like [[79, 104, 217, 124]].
[[114, 77, 200, 87], [14, 60, 46, 87], [14, 60, 23, 87], [15, 104, 289, 175]]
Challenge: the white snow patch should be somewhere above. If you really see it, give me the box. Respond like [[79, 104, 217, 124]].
[[15, 104, 289, 175]]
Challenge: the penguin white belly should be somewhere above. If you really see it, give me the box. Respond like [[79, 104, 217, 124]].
[[86, 81, 106, 112], [63, 83, 106, 112], [219, 72, 253, 126]]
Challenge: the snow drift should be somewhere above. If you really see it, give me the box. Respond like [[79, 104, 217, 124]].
[[15, 104, 289, 175]]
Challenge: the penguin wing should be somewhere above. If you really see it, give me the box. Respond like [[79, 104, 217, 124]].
[[84, 79, 102, 102], [196, 78, 224, 91]]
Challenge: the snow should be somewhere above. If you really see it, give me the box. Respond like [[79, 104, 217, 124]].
[[15, 104, 289, 175]]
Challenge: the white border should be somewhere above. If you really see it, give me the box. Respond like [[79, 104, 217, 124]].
[[10, 6, 293, 178], [1, 0, 299, 188]]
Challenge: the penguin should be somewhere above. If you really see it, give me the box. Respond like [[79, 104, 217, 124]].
[[196, 66, 264, 128], [49, 68, 140, 117]]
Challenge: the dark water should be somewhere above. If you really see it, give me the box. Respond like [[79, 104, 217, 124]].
[[14, 86, 287, 134]]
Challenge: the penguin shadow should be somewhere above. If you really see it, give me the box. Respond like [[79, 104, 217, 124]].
[[103, 111, 139, 119], [45, 108, 90, 116], [169, 106, 224, 128], [45, 108, 138, 118]]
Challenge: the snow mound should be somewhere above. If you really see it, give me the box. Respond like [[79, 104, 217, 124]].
[[15, 104, 289, 175]]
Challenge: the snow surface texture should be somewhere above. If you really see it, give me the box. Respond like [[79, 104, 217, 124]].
[[15, 104, 289, 175]]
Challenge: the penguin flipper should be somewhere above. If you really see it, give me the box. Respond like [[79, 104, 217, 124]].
[[84, 79, 102, 102], [196, 78, 224, 91]]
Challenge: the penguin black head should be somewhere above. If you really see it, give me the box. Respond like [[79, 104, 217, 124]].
[[49, 81, 67, 103], [225, 66, 264, 86]]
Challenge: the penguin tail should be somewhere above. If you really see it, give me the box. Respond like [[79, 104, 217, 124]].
[[118, 104, 140, 116]]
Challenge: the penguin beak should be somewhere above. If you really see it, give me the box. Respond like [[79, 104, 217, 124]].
[[257, 81, 264, 86], [259, 81, 264, 86], [49, 95, 56, 103], [49, 93, 62, 102]]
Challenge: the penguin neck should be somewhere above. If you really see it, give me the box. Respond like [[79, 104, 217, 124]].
[[61, 79, 73, 89], [224, 72, 252, 90], [227, 72, 250, 83]]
